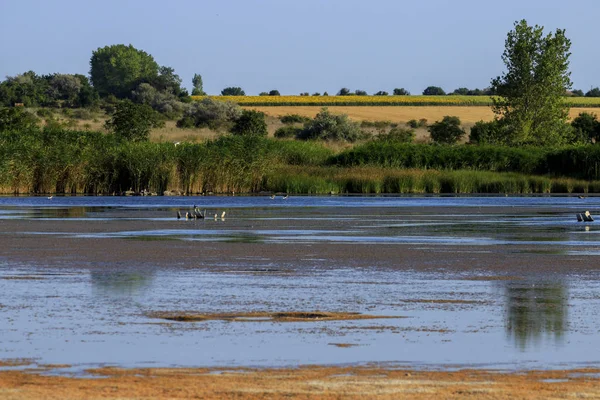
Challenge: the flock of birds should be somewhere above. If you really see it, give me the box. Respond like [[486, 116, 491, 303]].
[[177, 205, 225, 220]]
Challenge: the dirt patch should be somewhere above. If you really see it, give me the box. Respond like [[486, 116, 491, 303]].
[[0, 359, 35, 367], [2, 366, 600, 399], [148, 311, 398, 323], [328, 343, 361, 348]]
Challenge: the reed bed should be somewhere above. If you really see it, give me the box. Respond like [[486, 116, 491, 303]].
[[2, 127, 600, 195], [264, 167, 599, 195]]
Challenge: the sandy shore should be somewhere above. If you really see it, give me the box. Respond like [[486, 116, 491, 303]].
[[2, 366, 600, 399]]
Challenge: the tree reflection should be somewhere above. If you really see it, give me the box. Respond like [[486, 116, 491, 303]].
[[90, 269, 155, 298], [503, 281, 568, 350]]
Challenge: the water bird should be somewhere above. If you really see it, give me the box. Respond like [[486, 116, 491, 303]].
[[270, 194, 275, 200], [47, 195, 53, 200], [583, 211, 595, 222], [579, 195, 586, 199], [282, 194, 289, 200], [221, 211, 226, 219], [577, 213, 583, 222], [177, 211, 181, 220]]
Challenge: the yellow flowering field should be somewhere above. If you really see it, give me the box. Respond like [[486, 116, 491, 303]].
[[190, 95, 600, 107]]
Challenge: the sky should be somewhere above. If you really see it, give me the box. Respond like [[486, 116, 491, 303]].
[[0, 0, 598, 95]]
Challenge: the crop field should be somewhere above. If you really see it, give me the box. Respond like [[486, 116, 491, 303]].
[[242, 106, 600, 125], [192, 95, 600, 107]]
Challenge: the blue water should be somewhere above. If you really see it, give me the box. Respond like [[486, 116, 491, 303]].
[[1, 195, 600, 372]]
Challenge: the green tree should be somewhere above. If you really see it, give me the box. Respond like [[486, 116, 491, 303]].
[[337, 88, 351, 96], [374, 91, 388, 96], [231, 110, 267, 137], [422, 86, 446, 95], [297, 108, 365, 142], [221, 87, 245, 96], [468, 120, 509, 145], [104, 100, 164, 142], [191, 73, 206, 96], [269, 89, 280, 96], [585, 87, 600, 97], [90, 44, 160, 98], [571, 112, 600, 143], [428, 116, 465, 145], [570, 89, 584, 97], [393, 88, 410, 95], [491, 20, 572, 146], [355, 89, 367, 96]]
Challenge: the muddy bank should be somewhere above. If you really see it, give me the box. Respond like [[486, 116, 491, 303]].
[[2, 366, 600, 399], [149, 311, 399, 322]]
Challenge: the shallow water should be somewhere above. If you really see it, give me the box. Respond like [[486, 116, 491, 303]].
[[1, 195, 600, 371]]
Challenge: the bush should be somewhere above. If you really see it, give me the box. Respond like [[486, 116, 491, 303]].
[[428, 116, 465, 144], [36, 108, 54, 119], [376, 127, 415, 143], [221, 87, 245, 96], [72, 109, 93, 120], [312, 92, 321, 96], [407, 118, 427, 129], [274, 125, 302, 139], [0, 107, 39, 132], [337, 88, 351, 96], [177, 98, 242, 130], [297, 108, 365, 142], [360, 120, 392, 129], [469, 120, 509, 145], [355, 90, 367, 96], [422, 86, 446, 96], [231, 110, 267, 137], [280, 114, 311, 124], [571, 89, 584, 97], [104, 100, 164, 142], [374, 91, 388, 96], [259, 92, 269, 96], [393, 88, 410, 95], [269, 90, 280, 96]]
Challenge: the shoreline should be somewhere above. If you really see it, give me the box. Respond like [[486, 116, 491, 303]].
[[2, 365, 600, 399]]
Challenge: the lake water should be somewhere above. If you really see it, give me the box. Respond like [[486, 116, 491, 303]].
[[1, 195, 600, 372]]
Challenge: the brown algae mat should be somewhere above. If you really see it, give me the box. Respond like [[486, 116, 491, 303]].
[[148, 311, 398, 323], [2, 366, 600, 399]]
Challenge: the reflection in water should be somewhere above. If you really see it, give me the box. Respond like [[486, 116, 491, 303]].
[[503, 281, 568, 350], [90, 270, 155, 298]]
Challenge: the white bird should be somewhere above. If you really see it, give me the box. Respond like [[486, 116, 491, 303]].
[[221, 211, 226, 219], [583, 210, 595, 222], [282, 194, 289, 200], [47, 195, 53, 200], [270, 194, 275, 200]]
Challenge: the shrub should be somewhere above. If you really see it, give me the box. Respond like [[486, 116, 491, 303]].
[[280, 114, 311, 124], [571, 89, 584, 97], [269, 90, 280, 96], [469, 120, 509, 145], [104, 100, 164, 142], [422, 86, 446, 96], [337, 88, 351, 96], [297, 108, 365, 142], [274, 125, 302, 139], [407, 118, 428, 129], [259, 92, 269, 96], [221, 87, 245, 96], [355, 90, 368, 96], [36, 108, 54, 119], [428, 116, 465, 145], [312, 92, 321, 96], [374, 91, 388, 96], [177, 98, 242, 130], [376, 127, 415, 143], [0, 107, 39, 132], [231, 110, 267, 137], [72, 109, 93, 120]]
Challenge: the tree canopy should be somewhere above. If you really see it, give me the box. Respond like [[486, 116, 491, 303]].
[[90, 44, 160, 99], [104, 100, 164, 142], [491, 20, 572, 146]]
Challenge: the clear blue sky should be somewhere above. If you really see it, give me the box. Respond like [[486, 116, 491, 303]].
[[0, 0, 597, 95]]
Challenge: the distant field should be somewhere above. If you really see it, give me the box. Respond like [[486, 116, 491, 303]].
[[192, 95, 600, 107], [244, 106, 599, 125]]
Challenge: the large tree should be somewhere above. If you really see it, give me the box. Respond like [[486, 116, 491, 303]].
[[90, 44, 160, 99], [491, 20, 572, 145]]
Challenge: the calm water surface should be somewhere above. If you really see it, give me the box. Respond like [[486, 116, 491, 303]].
[[1, 195, 600, 371]]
